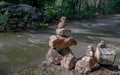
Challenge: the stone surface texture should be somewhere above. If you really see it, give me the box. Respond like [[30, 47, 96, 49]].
[[75, 56, 97, 74], [61, 54, 75, 70]]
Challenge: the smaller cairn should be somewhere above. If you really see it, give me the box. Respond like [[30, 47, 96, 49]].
[[95, 40, 116, 65], [75, 45, 97, 74], [46, 17, 77, 70]]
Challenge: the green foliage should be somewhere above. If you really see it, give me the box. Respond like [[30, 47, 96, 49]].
[[0, 0, 120, 29], [23, 14, 30, 22], [55, 0, 63, 6], [2, 0, 120, 18], [0, 11, 9, 25], [0, 15, 8, 24], [43, 5, 58, 22], [111, 0, 120, 14], [55, 0, 77, 17], [80, 6, 96, 18], [0, 1, 11, 7], [27, 22, 46, 30]]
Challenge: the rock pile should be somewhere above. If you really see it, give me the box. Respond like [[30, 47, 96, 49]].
[[46, 17, 117, 74], [75, 41, 116, 74], [75, 45, 97, 73], [46, 16, 77, 70]]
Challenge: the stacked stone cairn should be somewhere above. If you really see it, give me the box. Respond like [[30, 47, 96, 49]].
[[75, 45, 98, 73], [46, 17, 116, 73], [46, 16, 77, 70]]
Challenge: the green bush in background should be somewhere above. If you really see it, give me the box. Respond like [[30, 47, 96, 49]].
[[1, 0, 120, 21], [0, 0, 120, 31], [27, 22, 45, 30], [0, 1, 11, 8], [43, 5, 58, 22]]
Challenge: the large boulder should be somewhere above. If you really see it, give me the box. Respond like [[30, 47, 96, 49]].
[[1, 4, 43, 20], [0, 4, 43, 32]]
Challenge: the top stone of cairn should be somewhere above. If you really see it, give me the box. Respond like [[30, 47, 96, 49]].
[[58, 16, 67, 29]]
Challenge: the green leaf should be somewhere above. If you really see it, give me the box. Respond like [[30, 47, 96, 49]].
[[0, 14, 8, 24]]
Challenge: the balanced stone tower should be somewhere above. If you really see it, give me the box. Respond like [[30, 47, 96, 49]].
[[46, 17, 117, 73], [46, 16, 77, 70], [75, 45, 97, 73]]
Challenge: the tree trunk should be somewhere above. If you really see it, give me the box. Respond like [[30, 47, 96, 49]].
[[77, 0, 81, 13], [96, 0, 101, 8]]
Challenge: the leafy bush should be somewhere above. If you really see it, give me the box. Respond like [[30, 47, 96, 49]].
[[0, 1, 11, 8], [27, 22, 46, 30], [23, 14, 30, 22], [43, 5, 58, 22], [111, 0, 120, 14], [80, 6, 96, 18], [0, 11, 9, 25], [0, 11, 10, 32], [0, 0, 120, 31], [2, 0, 120, 21]]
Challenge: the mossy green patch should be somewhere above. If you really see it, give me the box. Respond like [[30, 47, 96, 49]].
[[0, 44, 49, 74]]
